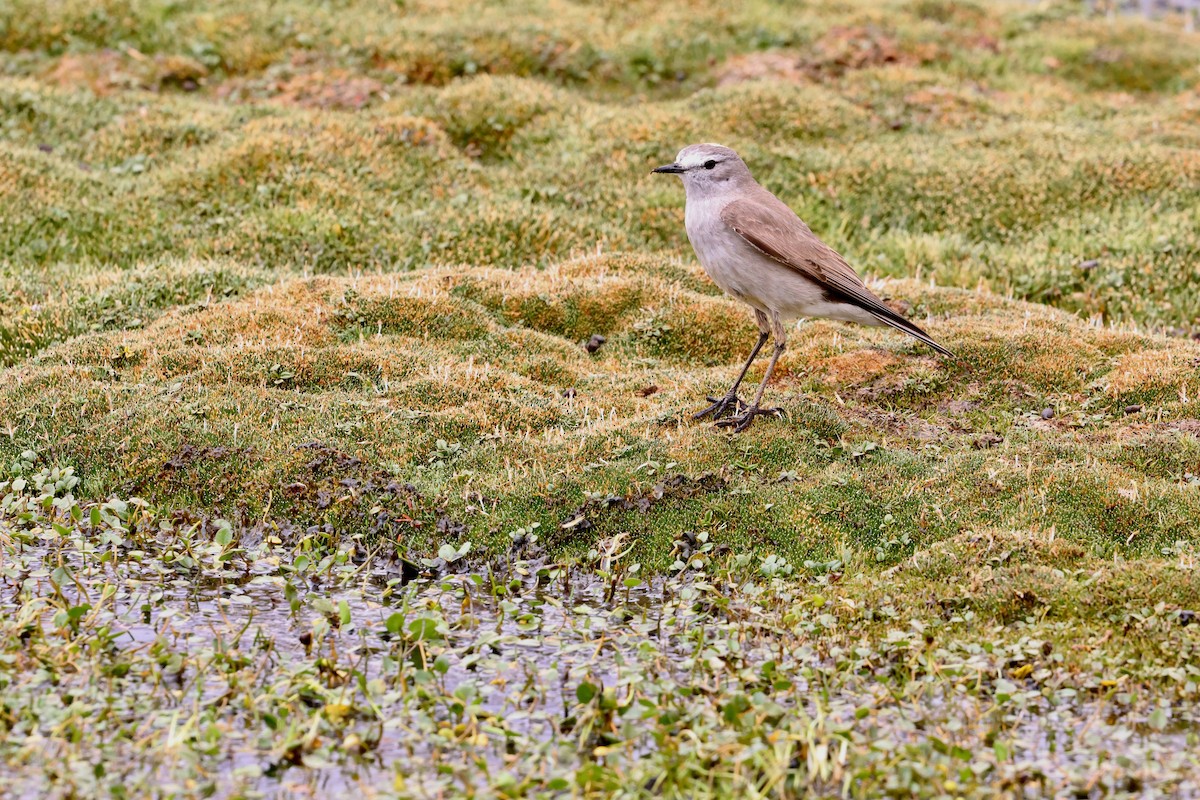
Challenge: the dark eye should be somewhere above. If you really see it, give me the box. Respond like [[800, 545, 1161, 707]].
[[703, 160, 717, 170]]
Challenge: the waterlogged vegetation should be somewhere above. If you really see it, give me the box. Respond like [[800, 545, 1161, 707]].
[[3, 0, 1200, 796], [3, 464, 1200, 798]]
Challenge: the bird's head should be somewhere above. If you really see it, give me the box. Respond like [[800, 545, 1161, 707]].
[[652, 143, 751, 196]]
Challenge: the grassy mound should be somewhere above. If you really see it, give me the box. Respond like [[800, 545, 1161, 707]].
[[4, 256, 1198, 570], [2, 0, 1198, 572], [6, 2, 1200, 795], [3, 0, 1200, 345]]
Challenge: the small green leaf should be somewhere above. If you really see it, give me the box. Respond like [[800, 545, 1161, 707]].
[[310, 597, 335, 615], [722, 694, 751, 723], [407, 617, 441, 641]]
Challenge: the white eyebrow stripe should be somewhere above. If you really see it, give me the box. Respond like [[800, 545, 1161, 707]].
[[677, 152, 722, 169]]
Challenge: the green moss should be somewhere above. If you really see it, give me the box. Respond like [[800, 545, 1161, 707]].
[[417, 75, 572, 159], [3, 268, 1198, 568], [2, 0, 1200, 565], [1032, 21, 1200, 93], [3, 4, 1200, 792]]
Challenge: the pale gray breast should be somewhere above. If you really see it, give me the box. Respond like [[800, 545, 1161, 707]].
[[684, 195, 831, 318], [684, 197, 748, 293]]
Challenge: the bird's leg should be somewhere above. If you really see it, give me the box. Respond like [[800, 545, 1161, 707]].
[[715, 343, 786, 432], [693, 311, 770, 420], [716, 312, 787, 433], [692, 331, 767, 419]]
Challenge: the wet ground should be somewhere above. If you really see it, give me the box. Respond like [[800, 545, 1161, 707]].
[[2, 516, 1199, 799]]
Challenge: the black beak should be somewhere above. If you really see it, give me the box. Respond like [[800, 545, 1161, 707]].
[[652, 163, 685, 174]]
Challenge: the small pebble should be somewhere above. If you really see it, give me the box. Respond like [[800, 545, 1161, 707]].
[[585, 334, 606, 353], [1040, 407, 1054, 420], [1078, 259, 1099, 271], [1124, 404, 1142, 415]]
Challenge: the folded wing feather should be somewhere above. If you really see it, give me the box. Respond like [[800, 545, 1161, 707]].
[[720, 193, 955, 358]]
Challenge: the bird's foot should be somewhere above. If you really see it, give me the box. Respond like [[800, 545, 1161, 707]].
[[714, 404, 785, 433], [692, 393, 746, 420]]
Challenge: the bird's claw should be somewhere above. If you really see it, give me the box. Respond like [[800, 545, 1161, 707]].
[[693, 393, 746, 420], [714, 405, 785, 433]]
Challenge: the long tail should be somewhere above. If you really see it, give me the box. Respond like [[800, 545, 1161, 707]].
[[870, 305, 956, 359]]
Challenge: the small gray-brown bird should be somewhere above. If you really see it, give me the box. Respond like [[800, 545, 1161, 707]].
[[653, 143, 954, 432]]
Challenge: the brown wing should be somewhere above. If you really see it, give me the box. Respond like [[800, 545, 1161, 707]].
[[720, 193, 954, 357]]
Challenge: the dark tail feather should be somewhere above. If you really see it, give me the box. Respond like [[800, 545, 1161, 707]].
[[872, 308, 956, 359], [822, 282, 956, 358]]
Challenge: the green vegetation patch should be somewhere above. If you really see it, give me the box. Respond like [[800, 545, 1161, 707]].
[[3, 263, 1198, 569], [2, 478, 1199, 798], [4, 0, 1200, 794]]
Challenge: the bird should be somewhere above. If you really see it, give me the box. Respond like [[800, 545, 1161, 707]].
[[652, 143, 954, 432]]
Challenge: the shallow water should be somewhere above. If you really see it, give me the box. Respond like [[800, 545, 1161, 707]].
[[2, 519, 1199, 798]]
